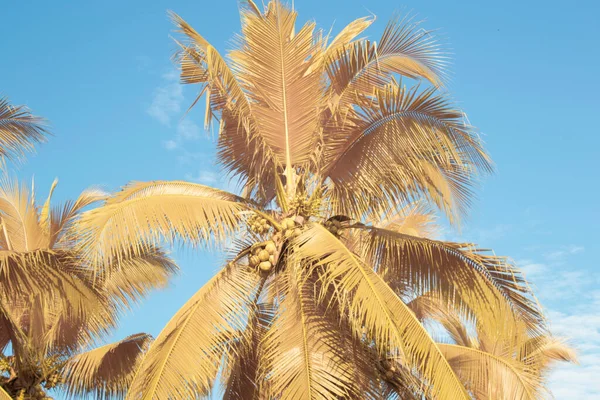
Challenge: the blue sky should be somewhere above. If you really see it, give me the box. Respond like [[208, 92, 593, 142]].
[[2, 0, 599, 397]]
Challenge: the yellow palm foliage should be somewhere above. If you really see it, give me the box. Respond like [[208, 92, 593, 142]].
[[0, 97, 46, 164], [0, 177, 177, 399], [409, 293, 576, 399], [77, 1, 564, 398]]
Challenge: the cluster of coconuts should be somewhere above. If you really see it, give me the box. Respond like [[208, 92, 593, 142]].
[[323, 218, 343, 235], [289, 194, 320, 216], [281, 217, 302, 239], [247, 214, 270, 234], [249, 241, 277, 274]]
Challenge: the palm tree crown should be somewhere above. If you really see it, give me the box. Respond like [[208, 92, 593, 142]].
[[77, 1, 572, 399], [0, 178, 176, 399]]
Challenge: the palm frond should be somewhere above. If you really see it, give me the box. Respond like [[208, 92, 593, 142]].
[[260, 268, 357, 399], [221, 300, 274, 400], [0, 386, 11, 400], [360, 225, 544, 331], [306, 15, 375, 75], [232, 1, 323, 176], [126, 262, 263, 399], [0, 175, 44, 251], [0, 96, 47, 162], [101, 247, 178, 311], [77, 181, 251, 267], [439, 343, 541, 400], [371, 201, 438, 237], [293, 223, 469, 399], [324, 15, 445, 113], [172, 12, 281, 199], [49, 186, 107, 248], [325, 82, 491, 221], [520, 336, 577, 373], [62, 333, 152, 400]]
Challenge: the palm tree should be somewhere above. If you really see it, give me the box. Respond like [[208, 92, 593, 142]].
[[78, 1, 555, 398], [0, 97, 46, 164], [408, 293, 577, 398], [0, 177, 177, 399]]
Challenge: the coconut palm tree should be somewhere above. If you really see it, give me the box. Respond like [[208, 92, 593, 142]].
[[408, 292, 576, 399], [0, 177, 177, 399], [0, 97, 46, 164], [78, 1, 553, 398]]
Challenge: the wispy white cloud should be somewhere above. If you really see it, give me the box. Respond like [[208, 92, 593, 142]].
[[516, 246, 597, 398], [146, 72, 183, 126], [546, 301, 600, 398], [185, 170, 218, 185], [148, 70, 204, 152], [177, 119, 201, 140], [544, 245, 585, 262], [163, 140, 178, 150]]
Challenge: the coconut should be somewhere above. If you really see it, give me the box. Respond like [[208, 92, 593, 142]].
[[329, 226, 338, 234], [249, 255, 260, 267], [259, 261, 272, 272], [265, 241, 277, 254], [283, 218, 295, 230], [269, 255, 276, 264], [258, 250, 270, 261], [385, 370, 394, 379], [293, 228, 302, 237]]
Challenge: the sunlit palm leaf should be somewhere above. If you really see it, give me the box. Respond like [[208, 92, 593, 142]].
[[324, 15, 446, 113], [325, 82, 491, 221], [360, 225, 544, 331], [221, 303, 272, 400], [306, 15, 375, 75], [62, 333, 151, 400], [0, 386, 11, 400], [126, 262, 262, 399], [440, 343, 540, 400], [294, 223, 469, 399], [102, 247, 178, 311], [0, 175, 44, 251], [233, 1, 323, 174], [77, 181, 251, 266], [260, 269, 356, 399]]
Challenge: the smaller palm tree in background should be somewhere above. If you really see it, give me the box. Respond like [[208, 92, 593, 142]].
[[409, 292, 577, 398], [0, 178, 177, 399]]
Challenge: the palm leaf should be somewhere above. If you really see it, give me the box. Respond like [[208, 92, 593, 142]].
[[77, 181, 251, 266], [360, 225, 544, 331], [0, 175, 44, 251], [325, 82, 491, 221], [439, 343, 541, 400], [0, 96, 47, 162], [293, 223, 469, 400], [62, 333, 152, 399], [259, 269, 356, 399], [101, 247, 178, 311], [126, 262, 262, 399], [306, 15, 375, 75], [221, 298, 275, 399], [232, 1, 323, 180], [0, 386, 11, 400], [324, 15, 445, 113]]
